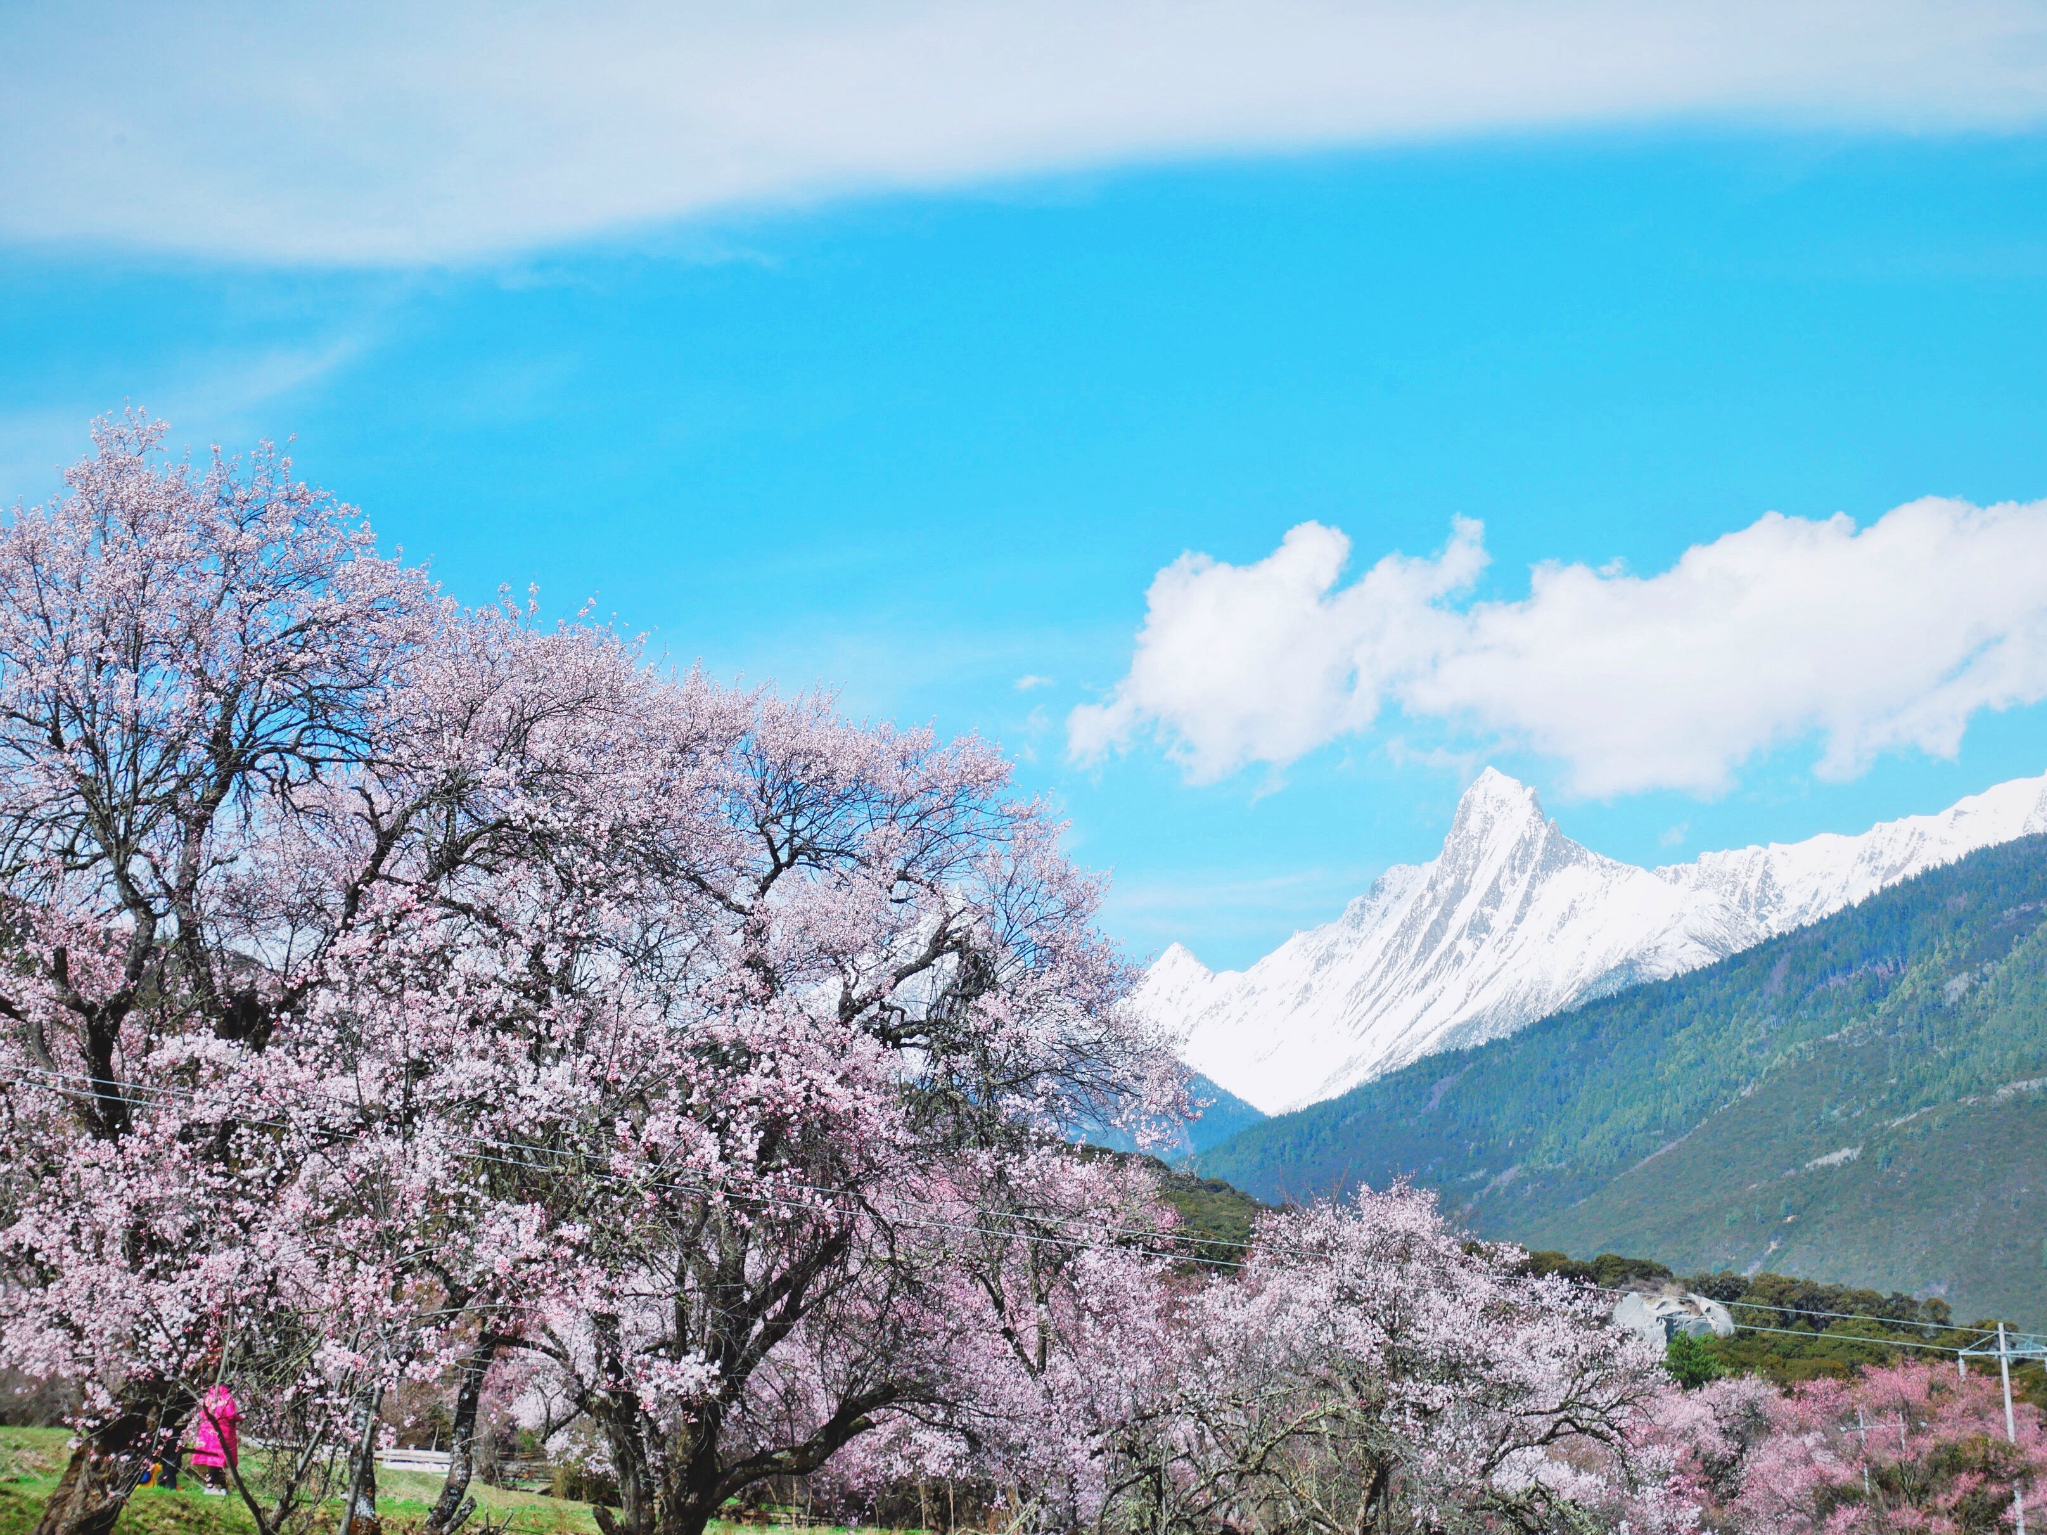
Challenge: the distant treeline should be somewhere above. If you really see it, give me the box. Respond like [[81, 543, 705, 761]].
[[1525, 1248, 2047, 1401]]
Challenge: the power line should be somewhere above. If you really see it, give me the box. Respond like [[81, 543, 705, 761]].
[[1722, 1297, 1993, 1337], [1, 1066, 1259, 1271], [7, 1065, 2024, 1341], [1729, 1321, 1973, 1356]]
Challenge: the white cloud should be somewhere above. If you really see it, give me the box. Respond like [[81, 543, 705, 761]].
[[4, 1, 2046, 264], [1069, 498, 2047, 796], [1015, 674, 1056, 691]]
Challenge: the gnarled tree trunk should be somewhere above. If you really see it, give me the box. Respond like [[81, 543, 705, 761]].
[[32, 1396, 189, 1535], [425, 1340, 500, 1535]]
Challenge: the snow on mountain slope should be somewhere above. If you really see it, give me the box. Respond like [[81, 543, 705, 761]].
[[1139, 768, 2047, 1115]]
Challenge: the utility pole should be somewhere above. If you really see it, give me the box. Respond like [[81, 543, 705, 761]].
[[1962, 1323, 2047, 1530], [2001, 1323, 2028, 1535], [1855, 1406, 1873, 1500]]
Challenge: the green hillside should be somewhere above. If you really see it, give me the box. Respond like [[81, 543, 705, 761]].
[[1152, 1161, 1276, 1266], [1196, 834, 2047, 1321]]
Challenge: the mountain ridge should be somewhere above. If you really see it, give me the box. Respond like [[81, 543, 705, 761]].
[[1140, 768, 2047, 1114], [1190, 831, 2047, 1323]]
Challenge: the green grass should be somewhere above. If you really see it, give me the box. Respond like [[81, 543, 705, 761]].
[[0, 1427, 592, 1535], [0, 1429, 891, 1535]]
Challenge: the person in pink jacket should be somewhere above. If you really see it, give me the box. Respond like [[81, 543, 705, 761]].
[[188, 1384, 241, 1494]]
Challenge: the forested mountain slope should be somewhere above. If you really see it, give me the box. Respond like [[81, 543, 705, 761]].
[[1196, 833, 2047, 1321]]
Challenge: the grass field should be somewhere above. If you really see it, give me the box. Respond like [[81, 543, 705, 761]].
[[0, 1429, 878, 1535]]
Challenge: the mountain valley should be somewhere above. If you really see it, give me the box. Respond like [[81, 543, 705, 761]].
[[1193, 831, 2047, 1322]]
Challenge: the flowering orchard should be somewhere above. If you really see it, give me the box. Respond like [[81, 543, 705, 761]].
[[0, 418, 2040, 1535], [1642, 1361, 2047, 1532]]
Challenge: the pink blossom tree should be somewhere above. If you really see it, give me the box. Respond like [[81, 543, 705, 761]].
[[0, 413, 434, 1079], [902, 1146, 1187, 1530], [0, 414, 444, 1535], [1075, 1186, 1688, 1535], [0, 416, 1192, 1535], [1651, 1361, 2047, 1533], [0, 419, 709, 1535], [359, 680, 1191, 1535]]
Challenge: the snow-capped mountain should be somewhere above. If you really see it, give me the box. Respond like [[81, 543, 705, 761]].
[[1139, 768, 2047, 1115]]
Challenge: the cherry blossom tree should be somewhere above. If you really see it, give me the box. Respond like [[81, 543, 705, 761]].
[[0, 419, 702, 1535], [357, 679, 1191, 1535], [0, 415, 1191, 1535], [0, 414, 445, 1535], [0, 413, 434, 1083], [1649, 1361, 2047, 1533], [889, 1146, 1186, 1531], [862, 1178, 1696, 1535], [1074, 1187, 1688, 1535]]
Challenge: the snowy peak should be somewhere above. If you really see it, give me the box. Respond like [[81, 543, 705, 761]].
[[1438, 769, 1552, 887], [1141, 941, 1216, 1013], [1427, 771, 1617, 947], [1449, 766, 1546, 845], [1151, 941, 1212, 983], [1137, 768, 2047, 1117]]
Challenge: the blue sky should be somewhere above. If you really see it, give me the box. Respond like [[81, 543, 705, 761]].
[[7, 5, 2047, 968]]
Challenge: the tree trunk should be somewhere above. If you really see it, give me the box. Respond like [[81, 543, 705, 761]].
[[639, 1389, 898, 1535], [343, 1437, 381, 1535], [32, 1447, 131, 1535], [425, 1342, 497, 1535], [587, 1399, 658, 1535], [32, 1403, 183, 1535], [584, 1315, 662, 1535], [651, 1483, 720, 1535], [656, 1423, 727, 1535]]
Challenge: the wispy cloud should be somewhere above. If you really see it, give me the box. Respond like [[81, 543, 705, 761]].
[[0, 336, 370, 504], [1014, 674, 1055, 691], [1105, 864, 1390, 966], [1072, 498, 2047, 797], [4, 2, 2046, 264]]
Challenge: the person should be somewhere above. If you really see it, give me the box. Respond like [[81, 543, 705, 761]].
[[188, 1383, 241, 1494], [141, 1447, 181, 1489]]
